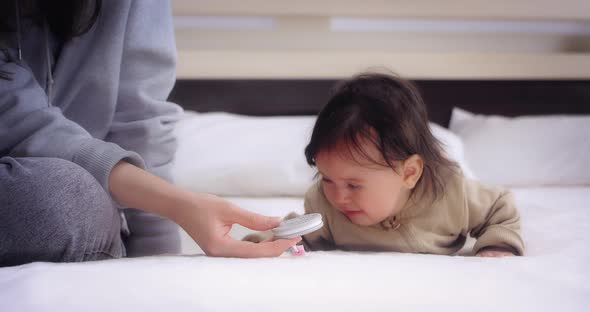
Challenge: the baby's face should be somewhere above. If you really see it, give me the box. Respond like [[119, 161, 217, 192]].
[[315, 142, 411, 226]]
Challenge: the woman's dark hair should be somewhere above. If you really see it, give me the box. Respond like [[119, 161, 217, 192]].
[[0, 0, 102, 41], [0, 0, 101, 79], [304, 72, 458, 203]]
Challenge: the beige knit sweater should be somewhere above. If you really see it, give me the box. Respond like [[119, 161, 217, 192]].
[[302, 168, 525, 256]]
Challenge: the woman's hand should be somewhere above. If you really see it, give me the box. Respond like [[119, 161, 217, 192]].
[[476, 246, 516, 257], [174, 192, 301, 258], [109, 161, 300, 258]]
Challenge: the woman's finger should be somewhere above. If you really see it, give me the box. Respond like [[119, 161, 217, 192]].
[[218, 236, 302, 258], [229, 206, 281, 231]]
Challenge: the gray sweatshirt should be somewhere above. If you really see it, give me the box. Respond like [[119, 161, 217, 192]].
[[0, 0, 182, 192]]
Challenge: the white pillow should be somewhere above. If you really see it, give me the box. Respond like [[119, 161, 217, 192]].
[[449, 107, 590, 186], [173, 111, 474, 196], [429, 123, 476, 180], [172, 111, 317, 196]]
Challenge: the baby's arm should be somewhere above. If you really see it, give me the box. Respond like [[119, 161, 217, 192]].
[[300, 185, 336, 251], [464, 180, 525, 256], [300, 207, 333, 251]]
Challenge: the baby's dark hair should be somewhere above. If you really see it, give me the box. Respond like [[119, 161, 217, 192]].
[[304, 71, 458, 202]]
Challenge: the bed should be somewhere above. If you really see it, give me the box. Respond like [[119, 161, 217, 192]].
[[1, 79, 589, 311]]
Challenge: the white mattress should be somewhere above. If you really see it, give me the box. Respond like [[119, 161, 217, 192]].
[[1, 187, 589, 312]]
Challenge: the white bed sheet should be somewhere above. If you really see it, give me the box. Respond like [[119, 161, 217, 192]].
[[1, 187, 589, 312]]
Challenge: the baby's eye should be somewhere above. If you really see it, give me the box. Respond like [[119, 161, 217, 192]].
[[322, 177, 333, 184], [347, 183, 360, 190]]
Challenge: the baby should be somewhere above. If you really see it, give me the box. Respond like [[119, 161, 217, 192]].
[[249, 72, 524, 257]]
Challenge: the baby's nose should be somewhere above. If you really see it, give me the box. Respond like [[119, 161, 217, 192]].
[[333, 188, 351, 204]]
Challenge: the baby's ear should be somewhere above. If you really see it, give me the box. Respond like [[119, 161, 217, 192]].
[[402, 154, 424, 189]]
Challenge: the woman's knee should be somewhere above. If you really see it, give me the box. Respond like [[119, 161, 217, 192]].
[[0, 157, 124, 266]]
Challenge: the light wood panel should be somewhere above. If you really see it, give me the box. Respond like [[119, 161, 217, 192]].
[[176, 50, 590, 79], [172, 0, 590, 20]]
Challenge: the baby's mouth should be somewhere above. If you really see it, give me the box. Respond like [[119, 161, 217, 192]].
[[342, 209, 363, 217]]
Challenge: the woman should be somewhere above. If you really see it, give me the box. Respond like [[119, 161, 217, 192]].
[[0, 0, 300, 266]]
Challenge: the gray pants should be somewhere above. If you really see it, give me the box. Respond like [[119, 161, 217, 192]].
[[0, 157, 180, 267]]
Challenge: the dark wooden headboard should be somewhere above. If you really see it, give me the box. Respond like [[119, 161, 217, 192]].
[[169, 79, 590, 127]]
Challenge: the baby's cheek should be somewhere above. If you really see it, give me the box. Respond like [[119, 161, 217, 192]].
[[324, 193, 337, 209], [358, 195, 384, 218], [368, 196, 396, 220], [322, 185, 336, 203], [320, 187, 332, 202]]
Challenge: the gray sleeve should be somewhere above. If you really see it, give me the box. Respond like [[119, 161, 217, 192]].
[[105, 0, 182, 183], [0, 58, 145, 192]]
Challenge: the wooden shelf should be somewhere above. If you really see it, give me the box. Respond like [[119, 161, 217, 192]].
[[176, 50, 590, 79]]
